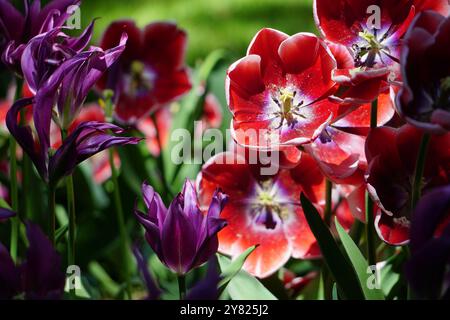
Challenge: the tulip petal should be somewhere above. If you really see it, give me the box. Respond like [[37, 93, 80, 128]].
[[22, 223, 65, 300], [0, 242, 21, 300]]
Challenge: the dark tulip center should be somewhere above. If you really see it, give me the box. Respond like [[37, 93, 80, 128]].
[[252, 181, 285, 230], [128, 60, 155, 96], [437, 76, 450, 110], [353, 27, 398, 68]]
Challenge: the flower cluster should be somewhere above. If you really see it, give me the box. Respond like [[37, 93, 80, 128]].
[[0, 0, 449, 302], [191, 0, 450, 289]]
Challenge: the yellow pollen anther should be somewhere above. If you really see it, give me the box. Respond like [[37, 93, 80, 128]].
[[258, 191, 274, 207], [359, 31, 382, 50], [131, 60, 145, 75], [441, 77, 450, 92], [279, 89, 295, 114]]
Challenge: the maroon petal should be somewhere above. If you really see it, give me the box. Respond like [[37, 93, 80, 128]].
[[143, 22, 188, 72]]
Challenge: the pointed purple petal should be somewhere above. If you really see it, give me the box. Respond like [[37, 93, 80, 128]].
[[181, 179, 200, 218], [48, 121, 141, 185], [6, 97, 48, 181], [132, 245, 162, 300], [161, 199, 197, 274], [186, 257, 221, 300], [0, 208, 16, 221], [141, 182, 167, 229], [22, 223, 65, 300], [0, 242, 21, 299]]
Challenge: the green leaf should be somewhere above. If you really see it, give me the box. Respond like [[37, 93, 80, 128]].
[[300, 193, 364, 300], [64, 276, 91, 299], [0, 198, 11, 209], [380, 251, 404, 298], [55, 224, 69, 244], [332, 283, 339, 300], [163, 50, 226, 184], [296, 272, 323, 300], [218, 245, 257, 295], [88, 261, 121, 298], [335, 218, 385, 300], [218, 255, 277, 300], [78, 163, 109, 209]]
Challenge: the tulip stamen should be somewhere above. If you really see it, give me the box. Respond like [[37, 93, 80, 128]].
[[129, 60, 154, 96], [252, 181, 284, 230], [437, 77, 450, 109], [271, 89, 305, 129], [354, 29, 396, 68]]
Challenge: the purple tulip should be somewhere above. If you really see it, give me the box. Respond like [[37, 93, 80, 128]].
[[0, 223, 65, 300], [1, 0, 81, 73], [33, 32, 127, 135], [6, 33, 138, 186], [7, 97, 141, 185], [21, 21, 95, 94], [135, 179, 228, 275], [397, 11, 450, 134], [406, 185, 450, 299]]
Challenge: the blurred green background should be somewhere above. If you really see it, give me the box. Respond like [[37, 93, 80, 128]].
[[82, 0, 316, 63]]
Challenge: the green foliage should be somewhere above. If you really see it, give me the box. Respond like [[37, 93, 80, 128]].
[[81, 0, 315, 63], [300, 193, 365, 300], [218, 254, 277, 300]]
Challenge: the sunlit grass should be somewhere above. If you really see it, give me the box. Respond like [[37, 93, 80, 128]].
[[82, 0, 315, 62]]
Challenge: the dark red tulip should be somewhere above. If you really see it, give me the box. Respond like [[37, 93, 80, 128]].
[[397, 11, 450, 133], [366, 125, 450, 245], [98, 20, 192, 124]]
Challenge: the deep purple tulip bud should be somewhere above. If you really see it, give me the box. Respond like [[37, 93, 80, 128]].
[[406, 185, 450, 299], [135, 179, 228, 275]]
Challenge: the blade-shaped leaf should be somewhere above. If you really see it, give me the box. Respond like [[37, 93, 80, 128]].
[[218, 255, 277, 300], [300, 193, 364, 300], [56, 224, 69, 244], [218, 245, 257, 295], [335, 218, 385, 300], [332, 283, 339, 300], [163, 50, 226, 184]]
